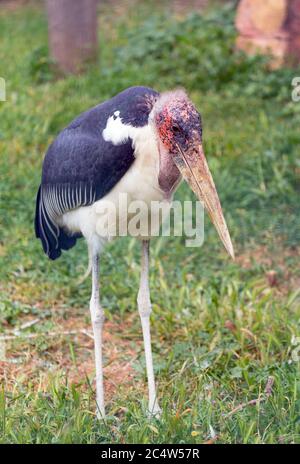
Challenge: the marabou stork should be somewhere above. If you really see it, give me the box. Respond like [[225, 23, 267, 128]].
[[35, 86, 234, 418]]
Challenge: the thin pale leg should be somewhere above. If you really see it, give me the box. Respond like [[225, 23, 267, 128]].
[[89, 253, 105, 419], [137, 240, 161, 417]]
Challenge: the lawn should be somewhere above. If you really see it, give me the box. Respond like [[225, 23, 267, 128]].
[[0, 0, 299, 444]]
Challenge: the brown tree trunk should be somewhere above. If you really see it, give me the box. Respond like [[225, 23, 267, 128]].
[[46, 0, 98, 74]]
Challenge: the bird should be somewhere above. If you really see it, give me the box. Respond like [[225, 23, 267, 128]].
[[35, 86, 234, 419]]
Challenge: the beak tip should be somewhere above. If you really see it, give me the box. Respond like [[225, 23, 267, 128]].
[[226, 239, 235, 260], [223, 234, 235, 260]]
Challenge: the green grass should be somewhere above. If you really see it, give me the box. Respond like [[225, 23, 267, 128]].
[[0, 1, 300, 444]]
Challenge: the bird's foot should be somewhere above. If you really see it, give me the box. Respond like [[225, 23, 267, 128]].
[[148, 401, 162, 419]]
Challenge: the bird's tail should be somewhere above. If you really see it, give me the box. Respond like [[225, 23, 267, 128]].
[[34, 185, 79, 260]]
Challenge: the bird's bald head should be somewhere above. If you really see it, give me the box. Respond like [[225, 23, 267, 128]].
[[151, 89, 202, 154]]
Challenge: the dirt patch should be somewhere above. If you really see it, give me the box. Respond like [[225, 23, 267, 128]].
[[0, 311, 144, 401]]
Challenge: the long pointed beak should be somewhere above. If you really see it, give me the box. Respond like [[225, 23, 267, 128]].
[[173, 142, 234, 259]]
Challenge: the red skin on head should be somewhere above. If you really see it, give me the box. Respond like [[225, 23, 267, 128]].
[[155, 108, 175, 152], [155, 98, 199, 153]]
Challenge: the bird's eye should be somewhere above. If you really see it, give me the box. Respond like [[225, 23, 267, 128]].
[[172, 125, 180, 134]]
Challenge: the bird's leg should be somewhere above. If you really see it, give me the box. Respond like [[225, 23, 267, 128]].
[[89, 253, 105, 419], [137, 240, 161, 417]]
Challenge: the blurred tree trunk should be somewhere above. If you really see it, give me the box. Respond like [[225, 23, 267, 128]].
[[46, 0, 98, 74], [236, 0, 300, 68]]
